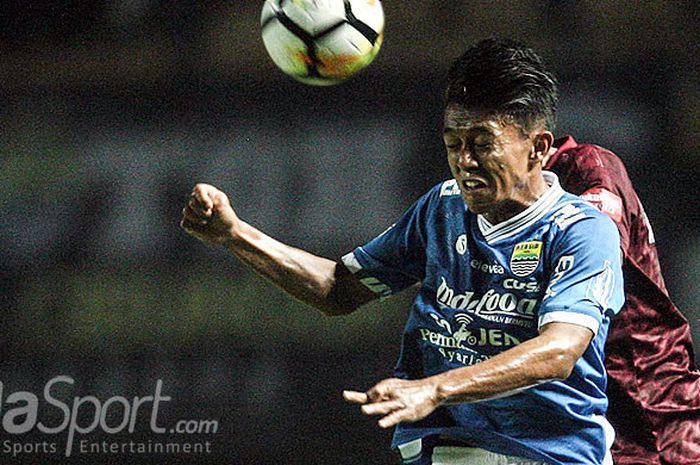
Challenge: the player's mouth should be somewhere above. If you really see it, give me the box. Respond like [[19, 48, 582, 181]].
[[460, 178, 488, 192]]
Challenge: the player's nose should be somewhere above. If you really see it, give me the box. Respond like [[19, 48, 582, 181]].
[[455, 148, 479, 171]]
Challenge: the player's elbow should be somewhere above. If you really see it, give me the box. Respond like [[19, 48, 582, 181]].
[[316, 285, 375, 316], [296, 286, 359, 317], [543, 341, 587, 380], [538, 323, 594, 380], [317, 264, 378, 316], [546, 350, 578, 380]]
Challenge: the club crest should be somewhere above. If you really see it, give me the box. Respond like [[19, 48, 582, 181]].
[[510, 241, 542, 277]]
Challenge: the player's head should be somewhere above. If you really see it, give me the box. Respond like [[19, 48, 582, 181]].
[[444, 38, 558, 133], [442, 39, 558, 223]]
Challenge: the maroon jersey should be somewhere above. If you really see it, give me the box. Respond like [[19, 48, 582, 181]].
[[546, 136, 700, 465]]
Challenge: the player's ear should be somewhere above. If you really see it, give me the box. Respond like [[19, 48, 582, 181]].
[[530, 131, 554, 163]]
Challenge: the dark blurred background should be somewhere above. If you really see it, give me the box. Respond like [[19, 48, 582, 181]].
[[1, 1, 698, 464]]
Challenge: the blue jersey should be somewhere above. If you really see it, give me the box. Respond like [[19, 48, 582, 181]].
[[342, 172, 624, 465]]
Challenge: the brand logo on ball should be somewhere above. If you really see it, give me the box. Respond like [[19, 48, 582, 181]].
[[510, 241, 542, 277]]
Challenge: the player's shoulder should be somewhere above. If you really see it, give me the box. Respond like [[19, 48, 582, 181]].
[[550, 136, 636, 204], [549, 191, 618, 235], [545, 193, 621, 261], [555, 138, 630, 179]]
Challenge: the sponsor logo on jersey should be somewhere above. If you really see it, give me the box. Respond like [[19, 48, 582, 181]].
[[422, 313, 477, 350], [581, 187, 623, 223], [440, 179, 461, 197], [470, 259, 505, 275], [435, 277, 537, 328], [510, 241, 542, 277], [503, 278, 541, 293], [455, 234, 468, 255], [418, 312, 518, 365]]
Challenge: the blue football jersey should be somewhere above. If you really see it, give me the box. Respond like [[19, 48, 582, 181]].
[[342, 172, 624, 465]]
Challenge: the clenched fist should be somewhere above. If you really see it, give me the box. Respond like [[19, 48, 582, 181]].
[[180, 183, 240, 245]]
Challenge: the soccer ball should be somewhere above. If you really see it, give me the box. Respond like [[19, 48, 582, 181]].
[[260, 0, 384, 86]]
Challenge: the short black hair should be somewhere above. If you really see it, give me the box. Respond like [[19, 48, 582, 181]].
[[445, 38, 558, 132]]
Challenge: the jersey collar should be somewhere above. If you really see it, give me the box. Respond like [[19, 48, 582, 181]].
[[476, 171, 565, 243]]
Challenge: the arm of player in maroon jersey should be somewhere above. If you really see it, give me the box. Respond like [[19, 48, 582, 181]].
[[180, 183, 378, 315], [344, 321, 593, 428]]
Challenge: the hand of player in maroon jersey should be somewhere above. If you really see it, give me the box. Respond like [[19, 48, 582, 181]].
[[180, 183, 241, 245], [343, 378, 441, 428]]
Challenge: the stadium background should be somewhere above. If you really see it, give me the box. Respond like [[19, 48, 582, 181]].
[[1, 2, 698, 464]]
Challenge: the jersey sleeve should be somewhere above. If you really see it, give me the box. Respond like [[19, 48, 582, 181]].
[[538, 210, 625, 335], [340, 189, 432, 299]]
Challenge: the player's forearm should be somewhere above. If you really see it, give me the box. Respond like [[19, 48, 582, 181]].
[[432, 325, 589, 404], [223, 220, 354, 315]]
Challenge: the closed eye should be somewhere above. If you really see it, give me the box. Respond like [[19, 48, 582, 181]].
[[444, 139, 462, 150], [471, 142, 492, 151]]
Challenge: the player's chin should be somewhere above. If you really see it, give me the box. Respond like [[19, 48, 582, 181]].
[[461, 193, 492, 214]]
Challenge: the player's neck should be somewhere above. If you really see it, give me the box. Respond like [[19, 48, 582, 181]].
[[482, 174, 550, 225]]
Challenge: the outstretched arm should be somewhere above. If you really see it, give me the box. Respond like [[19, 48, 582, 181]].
[[344, 321, 593, 428], [180, 183, 377, 315]]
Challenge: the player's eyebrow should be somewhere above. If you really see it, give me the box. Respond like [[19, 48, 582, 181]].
[[442, 125, 495, 136]]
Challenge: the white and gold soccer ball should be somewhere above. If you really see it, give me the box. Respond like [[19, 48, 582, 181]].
[[260, 0, 384, 86]]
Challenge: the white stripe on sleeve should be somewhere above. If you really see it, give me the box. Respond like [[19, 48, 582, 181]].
[[538, 311, 600, 335]]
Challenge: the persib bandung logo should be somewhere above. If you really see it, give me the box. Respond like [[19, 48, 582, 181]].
[[510, 241, 542, 277]]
